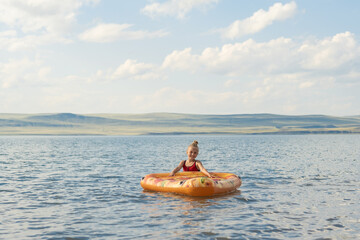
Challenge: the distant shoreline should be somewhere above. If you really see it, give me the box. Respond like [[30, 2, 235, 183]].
[[1, 113, 360, 135]]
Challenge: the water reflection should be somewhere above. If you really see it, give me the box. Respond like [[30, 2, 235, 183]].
[[142, 190, 242, 210], [140, 190, 242, 238]]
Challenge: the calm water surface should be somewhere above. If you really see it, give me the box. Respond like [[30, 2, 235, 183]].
[[0, 135, 359, 239]]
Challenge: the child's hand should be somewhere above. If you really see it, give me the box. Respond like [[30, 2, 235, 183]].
[[169, 173, 175, 177]]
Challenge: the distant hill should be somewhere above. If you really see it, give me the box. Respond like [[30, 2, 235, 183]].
[[0, 113, 360, 135], [27, 113, 121, 124]]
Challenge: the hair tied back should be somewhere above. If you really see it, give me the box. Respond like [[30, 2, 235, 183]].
[[191, 140, 199, 147]]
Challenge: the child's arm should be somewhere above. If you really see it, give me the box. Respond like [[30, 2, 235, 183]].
[[169, 160, 185, 176], [196, 161, 215, 178]]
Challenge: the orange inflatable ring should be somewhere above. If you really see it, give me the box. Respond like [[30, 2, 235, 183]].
[[140, 172, 242, 197]]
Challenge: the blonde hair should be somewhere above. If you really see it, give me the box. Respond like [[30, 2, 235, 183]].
[[189, 140, 199, 149]]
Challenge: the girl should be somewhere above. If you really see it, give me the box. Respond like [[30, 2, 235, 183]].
[[169, 140, 214, 178]]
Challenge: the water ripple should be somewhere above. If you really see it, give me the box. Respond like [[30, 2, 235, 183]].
[[0, 135, 359, 239]]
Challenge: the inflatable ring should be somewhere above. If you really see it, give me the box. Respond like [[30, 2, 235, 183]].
[[141, 172, 242, 197]]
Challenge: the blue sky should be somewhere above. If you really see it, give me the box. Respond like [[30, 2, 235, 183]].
[[0, 0, 359, 115]]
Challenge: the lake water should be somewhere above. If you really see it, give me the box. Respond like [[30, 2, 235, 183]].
[[0, 135, 359, 240]]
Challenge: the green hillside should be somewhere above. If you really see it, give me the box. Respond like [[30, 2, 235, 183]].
[[0, 113, 360, 135]]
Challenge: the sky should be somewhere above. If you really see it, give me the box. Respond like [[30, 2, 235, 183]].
[[0, 0, 359, 115]]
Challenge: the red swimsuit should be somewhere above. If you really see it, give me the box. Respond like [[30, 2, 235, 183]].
[[183, 160, 200, 171]]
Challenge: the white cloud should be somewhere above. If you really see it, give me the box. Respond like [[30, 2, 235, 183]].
[[162, 48, 201, 71], [111, 59, 163, 80], [0, 58, 51, 88], [0, 31, 71, 51], [299, 32, 358, 70], [84, 31, 359, 114], [0, 0, 98, 50], [90, 59, 164, 82], [141, 0, 218, 19], [299, 81, 315, 89], [79, 23, 169, 42], [159, 32, 360, 114], [0, 30, 17, 38], [221, 1, 297, 39], [224, 79, 239, 87], [0, 0, 94, 34], [163, 32, 359, 77], [163, 37, 298, 76]]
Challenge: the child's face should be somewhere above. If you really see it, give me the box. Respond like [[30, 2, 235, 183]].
[[187, 146, 198, 160]]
